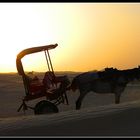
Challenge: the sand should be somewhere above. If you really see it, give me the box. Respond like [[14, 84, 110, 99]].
[[0, 101, 140, 137], [0, 73, 140, 137]]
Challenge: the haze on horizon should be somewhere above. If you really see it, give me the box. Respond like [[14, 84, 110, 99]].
[[0, 3, 140, 73]]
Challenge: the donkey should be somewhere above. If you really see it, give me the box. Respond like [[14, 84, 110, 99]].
[[69, 66, 140, 110]]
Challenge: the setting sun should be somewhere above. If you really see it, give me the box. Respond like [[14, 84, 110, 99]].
[[0, 3, 140, 73]]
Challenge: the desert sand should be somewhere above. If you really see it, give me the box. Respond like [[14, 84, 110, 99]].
[[0, 73, 140, 137]]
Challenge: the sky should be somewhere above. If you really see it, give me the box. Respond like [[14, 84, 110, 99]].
[[0, 3, 140, 73]]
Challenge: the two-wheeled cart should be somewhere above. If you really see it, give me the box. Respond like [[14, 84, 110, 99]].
[[16, 43, 70, 115]]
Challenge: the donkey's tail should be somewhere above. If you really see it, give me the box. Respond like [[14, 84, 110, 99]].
[[66, 77, 78, 92]]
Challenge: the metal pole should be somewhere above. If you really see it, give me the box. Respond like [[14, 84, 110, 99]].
[[47, 50, 54, 73], [44, 50, 51, 71], [47, 50, 57, 88]]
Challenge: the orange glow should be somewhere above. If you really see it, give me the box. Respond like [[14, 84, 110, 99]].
[[0, 3, 140, 73]]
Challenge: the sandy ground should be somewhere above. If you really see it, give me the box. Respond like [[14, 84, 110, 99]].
[[1, 73, 140, 137], [0, 101, 140, 137]]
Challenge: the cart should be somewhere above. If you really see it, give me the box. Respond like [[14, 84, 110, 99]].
[[16, 43, 70, 115]]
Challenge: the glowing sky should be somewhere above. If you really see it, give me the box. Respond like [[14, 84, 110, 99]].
[[0, 3, 140, 73]]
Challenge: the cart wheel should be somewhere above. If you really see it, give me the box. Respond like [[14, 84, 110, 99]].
[[34, 100, 59, 115]]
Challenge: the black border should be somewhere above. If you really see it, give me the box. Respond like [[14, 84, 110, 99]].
[[0, 1, 140, 3], [0, 1, 140, 139]]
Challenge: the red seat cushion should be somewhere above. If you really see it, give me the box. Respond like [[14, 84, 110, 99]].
[[29, 82, 45, 95]]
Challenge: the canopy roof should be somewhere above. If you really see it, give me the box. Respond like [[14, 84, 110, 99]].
[[16, 43, 58, 75], [17, 43, 58, 60]]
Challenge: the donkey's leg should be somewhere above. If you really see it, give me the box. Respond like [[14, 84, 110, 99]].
[[114, 85, 125, 104], [76, 91, 87, 110], [115, 92, 122, 104]]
